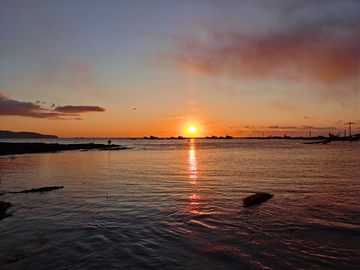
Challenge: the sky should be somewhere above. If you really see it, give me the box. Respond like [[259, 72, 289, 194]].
[[0, 0, 359, 138]]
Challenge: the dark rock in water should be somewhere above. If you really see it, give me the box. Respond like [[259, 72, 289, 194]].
[[243, 192, 273, 207], [0, 201, 12, 220], [19, 186, 64, 193], [0, 187, 63, 220], [100, 146, 131, 151], [0, 186, 64, 196]]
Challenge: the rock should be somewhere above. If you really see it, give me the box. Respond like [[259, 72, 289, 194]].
[[243, 192, 273, 207], [18, 186, 64, 193], [0, 186, 64, 196], [0, 201, 12, 220]]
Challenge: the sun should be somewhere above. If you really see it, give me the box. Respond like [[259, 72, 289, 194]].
[[183, 122, 201, 137]]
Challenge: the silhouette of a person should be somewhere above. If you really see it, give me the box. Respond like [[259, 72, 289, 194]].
[[108, 140, 111, 145]]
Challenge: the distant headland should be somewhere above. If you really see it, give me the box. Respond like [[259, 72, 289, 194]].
[[0, 130, 58, 139], [0, 142, 130, 156]]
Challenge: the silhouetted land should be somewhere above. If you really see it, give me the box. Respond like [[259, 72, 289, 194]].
[[0, 130, 58, 139], [0, 142, 128, 156], [144, 134, 360, 140]]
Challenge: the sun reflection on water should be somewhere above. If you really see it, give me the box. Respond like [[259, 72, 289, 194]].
[[188, 139, 198, 185], [187, 139, 201, 214]]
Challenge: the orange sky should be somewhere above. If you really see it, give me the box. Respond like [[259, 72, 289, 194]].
[[0, 0, 359, 138]]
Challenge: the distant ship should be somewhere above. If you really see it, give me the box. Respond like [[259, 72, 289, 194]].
[[144, 136, 158, 139], [205, 135, 233, 139]]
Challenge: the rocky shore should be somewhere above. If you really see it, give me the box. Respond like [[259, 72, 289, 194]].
[[0, 142, 129, 156]]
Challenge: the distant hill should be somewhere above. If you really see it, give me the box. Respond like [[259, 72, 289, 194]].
[[0, 130, 58, 139]]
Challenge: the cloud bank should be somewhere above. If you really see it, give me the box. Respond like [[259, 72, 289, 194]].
[[54, 106, 106, 114], [159, 116, 189, 121], [166, 2, 359, 84], [0, 93, 106, 120]]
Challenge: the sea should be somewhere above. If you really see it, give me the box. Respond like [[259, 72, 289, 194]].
[[0, 138, 359, 269]]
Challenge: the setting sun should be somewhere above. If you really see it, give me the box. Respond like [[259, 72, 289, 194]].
[[183, 122, 201, 137]]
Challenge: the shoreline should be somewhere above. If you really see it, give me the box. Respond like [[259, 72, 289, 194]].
[[0, 142, 127, 156]]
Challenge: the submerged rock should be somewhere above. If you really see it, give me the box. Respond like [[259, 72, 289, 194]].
[[243, 193, 273, 207], [100, 146, 131, 151], [0, 201, 12, 220], [0, 186, 64, 196], [18, 186, 64, 193], [0, 186, 64, 220]]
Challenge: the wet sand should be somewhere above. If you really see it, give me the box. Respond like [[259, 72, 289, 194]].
[[0, 142, 124, 156]]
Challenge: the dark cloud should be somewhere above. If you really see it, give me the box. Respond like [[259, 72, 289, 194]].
[[54, 105, 106, 113], [0, 93, 105, 119], [300, 125, 337, 131], [243, 126, 256, 129], [236, 124, 343, 133], [268, 126, 297, 129], [304, 116, 314, 119], [0, 93, 56, 118], [132, 108, 138, 111], [48, 117, 84, 121], [334, 120, 344, 125]]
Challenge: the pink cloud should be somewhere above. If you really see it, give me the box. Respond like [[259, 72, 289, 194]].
[[167, 24, 359, 83]]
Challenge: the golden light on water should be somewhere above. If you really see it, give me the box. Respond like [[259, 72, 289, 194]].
[[187, 139, 201, 214], [188, 142, 198, 185], [183, 122, 201, 137]]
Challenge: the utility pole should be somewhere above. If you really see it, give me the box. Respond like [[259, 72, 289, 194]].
[[349, 122, 351, 137], [348, 122, 355, 137]]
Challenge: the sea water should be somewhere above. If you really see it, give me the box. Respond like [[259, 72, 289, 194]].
[[0, 139, 359, 269]]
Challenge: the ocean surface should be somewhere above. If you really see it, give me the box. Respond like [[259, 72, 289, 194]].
[[0, 138, 359, 269]]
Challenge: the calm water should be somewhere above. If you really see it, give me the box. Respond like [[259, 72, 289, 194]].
[[0, 139, 359, 269]]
